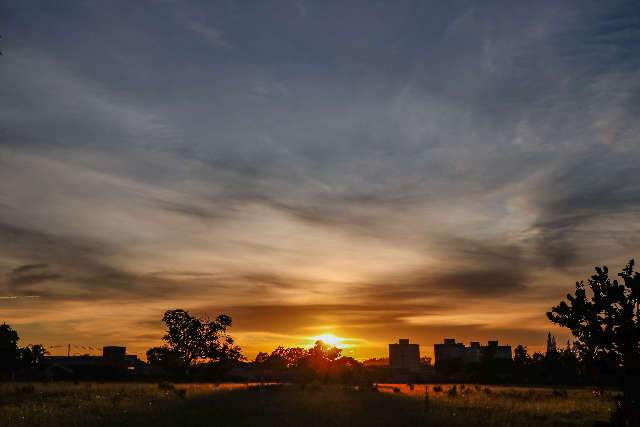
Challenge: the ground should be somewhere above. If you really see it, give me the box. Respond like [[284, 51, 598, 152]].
[[0, 382, 614, 427]]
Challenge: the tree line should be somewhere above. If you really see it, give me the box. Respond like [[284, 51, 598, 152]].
[[0, 323, 48, 378]]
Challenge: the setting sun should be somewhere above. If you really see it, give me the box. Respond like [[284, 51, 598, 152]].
[[312, 334, 342, 347]]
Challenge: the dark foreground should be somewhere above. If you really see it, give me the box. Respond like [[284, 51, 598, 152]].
[[0, 383, 612, 427]]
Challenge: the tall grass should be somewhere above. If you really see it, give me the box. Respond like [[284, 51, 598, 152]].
[[0, 382, 612, 426]]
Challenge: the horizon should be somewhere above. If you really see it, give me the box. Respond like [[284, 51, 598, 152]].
[[1, 2, 639, 362]]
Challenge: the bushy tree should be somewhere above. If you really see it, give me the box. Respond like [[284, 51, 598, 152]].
[[18, 344, 48, 368], [548, 260, 640, 425], [161, 309, 243, 368], [513, 345, 531, 367], [252, 341, 362, 383], [146, 346, 182, 370]]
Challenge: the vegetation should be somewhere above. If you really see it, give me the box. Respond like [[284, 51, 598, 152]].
[[0, 323, 47, 379], [252, 340, 362, 383], [0, 382, 613, 427], [149, 309, 244, 367], [548, 260, 640, 425], [145, 309, 244, 378]]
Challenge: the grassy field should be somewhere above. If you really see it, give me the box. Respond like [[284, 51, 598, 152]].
[[0, 382, 614, 427]]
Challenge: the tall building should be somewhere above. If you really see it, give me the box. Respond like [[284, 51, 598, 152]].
[[389, 338, 420, 370], [434, 338, 511, 367]]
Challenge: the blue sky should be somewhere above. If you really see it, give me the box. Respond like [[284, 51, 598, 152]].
[[1, 1, 639, 358]]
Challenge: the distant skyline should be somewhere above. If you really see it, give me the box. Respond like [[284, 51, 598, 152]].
[[1, 1, 639, 360]]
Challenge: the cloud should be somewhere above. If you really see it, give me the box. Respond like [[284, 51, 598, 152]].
[[187, 21, 233, 49], [1, 0, 639, 357]]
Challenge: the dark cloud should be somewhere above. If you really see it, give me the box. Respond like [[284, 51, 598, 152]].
[[11, 263, 49, 274], [0, 223, 193, 302]]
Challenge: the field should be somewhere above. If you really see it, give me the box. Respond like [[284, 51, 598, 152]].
[[0, 382, 614, 427]]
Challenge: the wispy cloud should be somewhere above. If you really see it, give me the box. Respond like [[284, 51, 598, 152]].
[[0, 0, 638, 358]]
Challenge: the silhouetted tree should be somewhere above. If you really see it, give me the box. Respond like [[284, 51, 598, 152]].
[[548, 260, 640, 425], [0, 323, 19, 376], [161, 309, 243, 368], [30, 344, 48, 365], [307, 340, 342, 362], [146, 346, 182, 370], [17, 344, 48, 368], [514, 345, 531, 366], [272, 346, 306, 368], [253, 341, 361, 383], [546, 332, 558, 356]]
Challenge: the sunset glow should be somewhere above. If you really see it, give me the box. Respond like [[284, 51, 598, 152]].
[[1, 1, 638, 364], [311, 334, 343, 347]]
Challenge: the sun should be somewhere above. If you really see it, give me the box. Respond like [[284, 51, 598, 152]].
[[313, 333, 342, 346]]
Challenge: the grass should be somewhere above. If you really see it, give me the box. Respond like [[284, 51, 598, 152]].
[[0, 382, 614, 427]]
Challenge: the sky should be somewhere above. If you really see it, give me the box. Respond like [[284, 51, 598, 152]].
[[1, 1, 639, 360]]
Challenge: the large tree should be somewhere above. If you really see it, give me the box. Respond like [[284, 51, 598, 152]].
[[161, 309, 243, 367], [547, 260, 640, 425], [0, 323, 20, 375]]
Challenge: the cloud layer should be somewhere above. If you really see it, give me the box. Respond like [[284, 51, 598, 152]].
[[1, 0, 639, 358]]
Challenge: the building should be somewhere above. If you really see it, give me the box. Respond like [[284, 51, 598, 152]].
[[434, 338, 511, 367], [389, 339, 420, 370], [43, 346, 141, 380]]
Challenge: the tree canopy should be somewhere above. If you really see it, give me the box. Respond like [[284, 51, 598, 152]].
[[160, 309, 243, 367], [548, 259, 640, 425], [547, 260, 640, 368]]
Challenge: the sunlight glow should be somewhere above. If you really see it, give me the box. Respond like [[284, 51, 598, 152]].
[[312, 333, 342, 346]]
